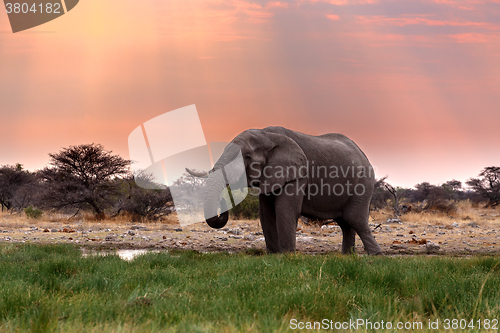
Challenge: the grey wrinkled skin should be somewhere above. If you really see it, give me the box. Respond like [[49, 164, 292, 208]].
[[195, 126, 383, 255]]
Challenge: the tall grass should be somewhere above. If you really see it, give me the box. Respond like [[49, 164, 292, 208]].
[[1, 244, 499, 332]]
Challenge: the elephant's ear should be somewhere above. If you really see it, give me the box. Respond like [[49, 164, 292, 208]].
[[260, 133, 307, 195]]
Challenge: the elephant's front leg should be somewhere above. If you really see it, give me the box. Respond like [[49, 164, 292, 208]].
[[274, 179, 305, 253], [259, 194, 279, 253]]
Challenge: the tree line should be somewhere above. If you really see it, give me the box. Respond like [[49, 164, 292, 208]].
[[0, 144, 173, 221], [0, 143, 498, 220], [371, 167, 500, 217]]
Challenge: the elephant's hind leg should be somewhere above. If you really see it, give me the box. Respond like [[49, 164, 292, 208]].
[[343, 210, 383, 255], [355, 224, 383, 255], [335, 217, 356, 254]]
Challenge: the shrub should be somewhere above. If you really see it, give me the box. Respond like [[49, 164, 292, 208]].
[[424, 200, 457, 215], [116, 176, 173, 222], [230, 190, 259, 219], [0, 164, 38, 212], [24, 206, 43, 219], [300, 216, 333, 226]]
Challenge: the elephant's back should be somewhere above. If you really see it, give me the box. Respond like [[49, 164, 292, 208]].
[[264, 126, 358, 146], [263, 126, 371, 168], [318, 133, 371, 163]]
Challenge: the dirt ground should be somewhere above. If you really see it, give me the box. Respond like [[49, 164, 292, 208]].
[[1, 207, 499, 255]]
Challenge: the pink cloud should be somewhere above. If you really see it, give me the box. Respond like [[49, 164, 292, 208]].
[[356, 15, 496, 28], [342, 28, 500, 48], [266, 1, 289, 8], [433, 0, 500, 3], [340, 31, 449, 48], [230, 0, 275, 18], [430, 0, 500, 10], [207, 0, 275, 20], [448, 33, 498, 43], [326, 14, 340, 20], [212, 34, 251, 41], [299, 0, 377, 4]]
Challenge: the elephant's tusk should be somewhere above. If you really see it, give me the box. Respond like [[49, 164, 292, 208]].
[[185, 168, 209, 178]]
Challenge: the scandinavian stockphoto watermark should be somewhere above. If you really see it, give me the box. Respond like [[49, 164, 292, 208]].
[[249, 161, 376, 199], [3, 0, 79, 33]]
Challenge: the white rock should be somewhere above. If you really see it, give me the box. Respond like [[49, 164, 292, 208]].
[[426, 241, 440, 252]]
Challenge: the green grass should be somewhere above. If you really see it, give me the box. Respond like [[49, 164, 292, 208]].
[[1, 244, 500, 332]]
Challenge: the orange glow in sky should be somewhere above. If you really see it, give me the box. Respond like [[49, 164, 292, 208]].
[[1, 0, 499, 187]]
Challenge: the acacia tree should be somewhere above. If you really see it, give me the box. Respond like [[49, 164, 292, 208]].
[[466, 166, 500, 208], [38, 144, 130, 218]]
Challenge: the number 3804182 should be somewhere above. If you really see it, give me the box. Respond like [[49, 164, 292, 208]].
[[5, 3, 61, 14]]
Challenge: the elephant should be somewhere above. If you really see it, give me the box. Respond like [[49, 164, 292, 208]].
[[187, 126, 383, 255]]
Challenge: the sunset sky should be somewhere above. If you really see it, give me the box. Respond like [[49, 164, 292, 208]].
[[1, 0, 499, 188]]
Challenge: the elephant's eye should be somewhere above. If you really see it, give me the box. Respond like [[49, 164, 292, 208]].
[[244, 154, 251, 160]]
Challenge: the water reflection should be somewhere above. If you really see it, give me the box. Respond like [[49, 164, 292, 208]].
[[81, 249, 160, 261]]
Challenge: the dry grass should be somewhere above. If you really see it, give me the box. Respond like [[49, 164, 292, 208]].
[[369, 210, 390, 222], [0, 209, 180, 231], [370, 200, 499, 228], [0, 213, 27, 229], [105, 211, 179, 226], [399, 212, 454, 225]]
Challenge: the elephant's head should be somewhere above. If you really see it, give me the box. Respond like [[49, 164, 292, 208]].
[[187, 129, 307, 229]]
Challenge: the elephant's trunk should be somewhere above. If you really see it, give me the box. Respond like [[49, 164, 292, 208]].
[[188, 142, 243, 229], [203, 169, 229, 229], [206, 207, 229, 229]]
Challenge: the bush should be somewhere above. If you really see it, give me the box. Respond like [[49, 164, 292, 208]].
[[426, 200, 457, 215], [24, 206, 43, 219], [230, 190, 259, 219], [300, 216, 333, 226], [116, 176, 173, 222], [0, 164, 38, 212]]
